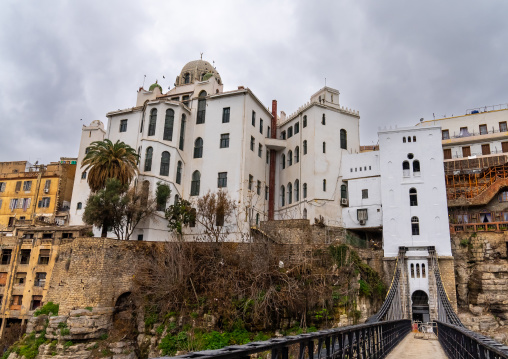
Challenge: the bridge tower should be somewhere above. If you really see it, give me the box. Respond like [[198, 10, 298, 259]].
[[375, 126, 457, 323]]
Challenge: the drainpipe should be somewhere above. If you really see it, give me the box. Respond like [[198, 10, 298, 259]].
[[268, 100, 277, 220]]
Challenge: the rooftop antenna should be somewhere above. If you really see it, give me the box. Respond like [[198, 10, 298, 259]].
[[142, 75, 146, 88], [200, 52, 203, 60], [325, 77, 327, 87]]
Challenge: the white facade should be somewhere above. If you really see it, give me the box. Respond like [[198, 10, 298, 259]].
[[378, 126, 452, 257], [69, 60, 362, 240], [341, 152, 382, 229]]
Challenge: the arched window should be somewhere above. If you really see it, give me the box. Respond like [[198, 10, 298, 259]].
[[403, 161, 410, 177], [197, 91, 207, 124], [408, 136, 411, 142], [294, 180, 299, 201], [403, 137, 406, 143], [303, 140, 307, 155], [148, 108, 157, 136], [409, 188, 418, 206], [303, 115, 307, 128], [288, 127, 293, 138], [191, 171, 200, 196], [176, 161, 182, 184], [303, 183, 307, 198], [287, 183, 293, 204], [322, 113, 326, 125], [422, 264, 426, 278], [160, 151, 170, 176], [77, 202, 82, 210], [340, 129, 347, 150], [295, 122, 299, 134], [416, 264, 420, 278], [413, 136, 416, 142], [282, 154, 286, 169], [288, 150, 293, 166], [323, 142, 326, 153], [413, 160, 420, 173], [144, 147, 153, 171], [341, 184, 347, 199], [163, 109, 174, 141], [411, 264, 415, 278], [179, 114, 186, 150], [184, 73, 190, 84], [323, 179, 327, 191], [295, 146, 300, 163], [303, 208, 307, 219], [411, 216, 420, 235], [194, 137, 203, 158], [280, 185, 285, 206]]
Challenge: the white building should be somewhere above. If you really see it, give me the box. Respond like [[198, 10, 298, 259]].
[[70, 59, 361, 240]]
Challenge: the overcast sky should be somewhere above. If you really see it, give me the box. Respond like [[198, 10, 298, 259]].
[[0, 0, 507, 163]]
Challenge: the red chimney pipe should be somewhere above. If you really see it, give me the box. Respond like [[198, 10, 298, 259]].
[[268, 100, 277, 220]]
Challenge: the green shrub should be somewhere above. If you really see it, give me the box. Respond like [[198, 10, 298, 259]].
[[60, 328, 70, 336], [190, 312, 198, 319], [99, 333, 108, 340], [253, 332, 270, 342], [63, 341, 73, 348], [34, 302, 59, 317], [57, 322, 67, 329], [85, 306, 93, 311], [201, 331, 229, 350]]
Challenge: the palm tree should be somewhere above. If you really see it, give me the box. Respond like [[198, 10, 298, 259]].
[[81, 139, 139, 193]]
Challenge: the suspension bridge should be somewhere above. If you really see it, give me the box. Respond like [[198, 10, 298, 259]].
[[157, 247, 508, 359]]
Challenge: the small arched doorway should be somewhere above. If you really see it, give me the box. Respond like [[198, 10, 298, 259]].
[[411, 290, 430, 322]]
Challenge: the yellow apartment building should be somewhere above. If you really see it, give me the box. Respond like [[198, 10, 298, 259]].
[[0, 159, 76, 230]]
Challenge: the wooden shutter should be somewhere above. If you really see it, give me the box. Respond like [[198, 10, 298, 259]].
[[502, 142, 508, 153], [462, 146, 471, 157], [0, 273, 7, 286], [482, 144, 491, 155], [443, 149, 452, 160]]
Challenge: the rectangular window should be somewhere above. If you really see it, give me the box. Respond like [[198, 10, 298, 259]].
[[500, 122, 507, 132], [288, 127, 293, 138], [44, 180, 51, 191], [15, 272, 26, 285], [15, 181, 21, 192], [257, 180, 261, 195], [502, 142, 508, 153], [23, 181, 32, 191], [265, 186, 269, 200], [266, 149, 270, 164], [38, 197, 50, 208], [218, 172, 227, 188], [0, 182, 5, 192], [479, 124, 487, 135], [252, 111, 256, 126], [10, 295, 22, 310], [248, 175, 253, 190], [323, 142, 326, 153], [38, 249, 50, 265], [62, 232, 73, 239], [0, 273, 7, 286], [0, 199, 2, 210], [443, 149, 452, 160], [250, 136, 255, 151], [220, 133, 230, 148], [1, 249, 12, 265], [442, 130, 449, 140], [222, 107, 230, 123], [281, 131, 286, 140], [259, 119, 263, 134], [294, 123, 299, 134], [499, 191, 508, 202], [362, 189, 368, 199], [19, 249, 31, 264], [267, 126, 271, 138], [120, 119, 127, 132], [357, 208, 368, 221], [462, 146, 471, 157], [81, 171, 87, 179], [258, 144, 262, 158], [482, 144, 491, 155], [31, 295, 43, 310], [459, 127, 469, 137]]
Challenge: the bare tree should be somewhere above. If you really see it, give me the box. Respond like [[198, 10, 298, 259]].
[[194, 190, 237, 243]]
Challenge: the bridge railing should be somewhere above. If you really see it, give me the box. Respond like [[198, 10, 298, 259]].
[[157, 319, 411, 359], [435, 321, 508, 359]]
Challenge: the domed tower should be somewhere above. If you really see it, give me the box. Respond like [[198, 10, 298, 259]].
[[175, 59, 222, 86]]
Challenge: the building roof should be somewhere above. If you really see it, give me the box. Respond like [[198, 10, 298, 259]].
[[178, 59, 222, 85]]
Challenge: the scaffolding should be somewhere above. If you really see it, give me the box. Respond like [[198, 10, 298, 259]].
[[445, 155, 508, 201]]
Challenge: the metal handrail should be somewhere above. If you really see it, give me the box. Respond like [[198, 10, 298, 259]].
[[435, 321, 508, 359], [158, 320, 411, 359]]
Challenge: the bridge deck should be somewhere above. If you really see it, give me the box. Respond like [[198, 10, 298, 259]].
[[385, 332, 447, 359]]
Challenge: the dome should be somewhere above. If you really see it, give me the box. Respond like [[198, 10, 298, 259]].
[[177, 59, 222, 86], [149, 81, 163, 93]]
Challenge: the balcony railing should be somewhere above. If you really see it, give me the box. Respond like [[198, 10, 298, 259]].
[[450, 221, 508, 233]]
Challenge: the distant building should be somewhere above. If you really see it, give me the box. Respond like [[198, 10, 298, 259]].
[[0, 159, 77, 231], [417, 105, 508, 234]]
